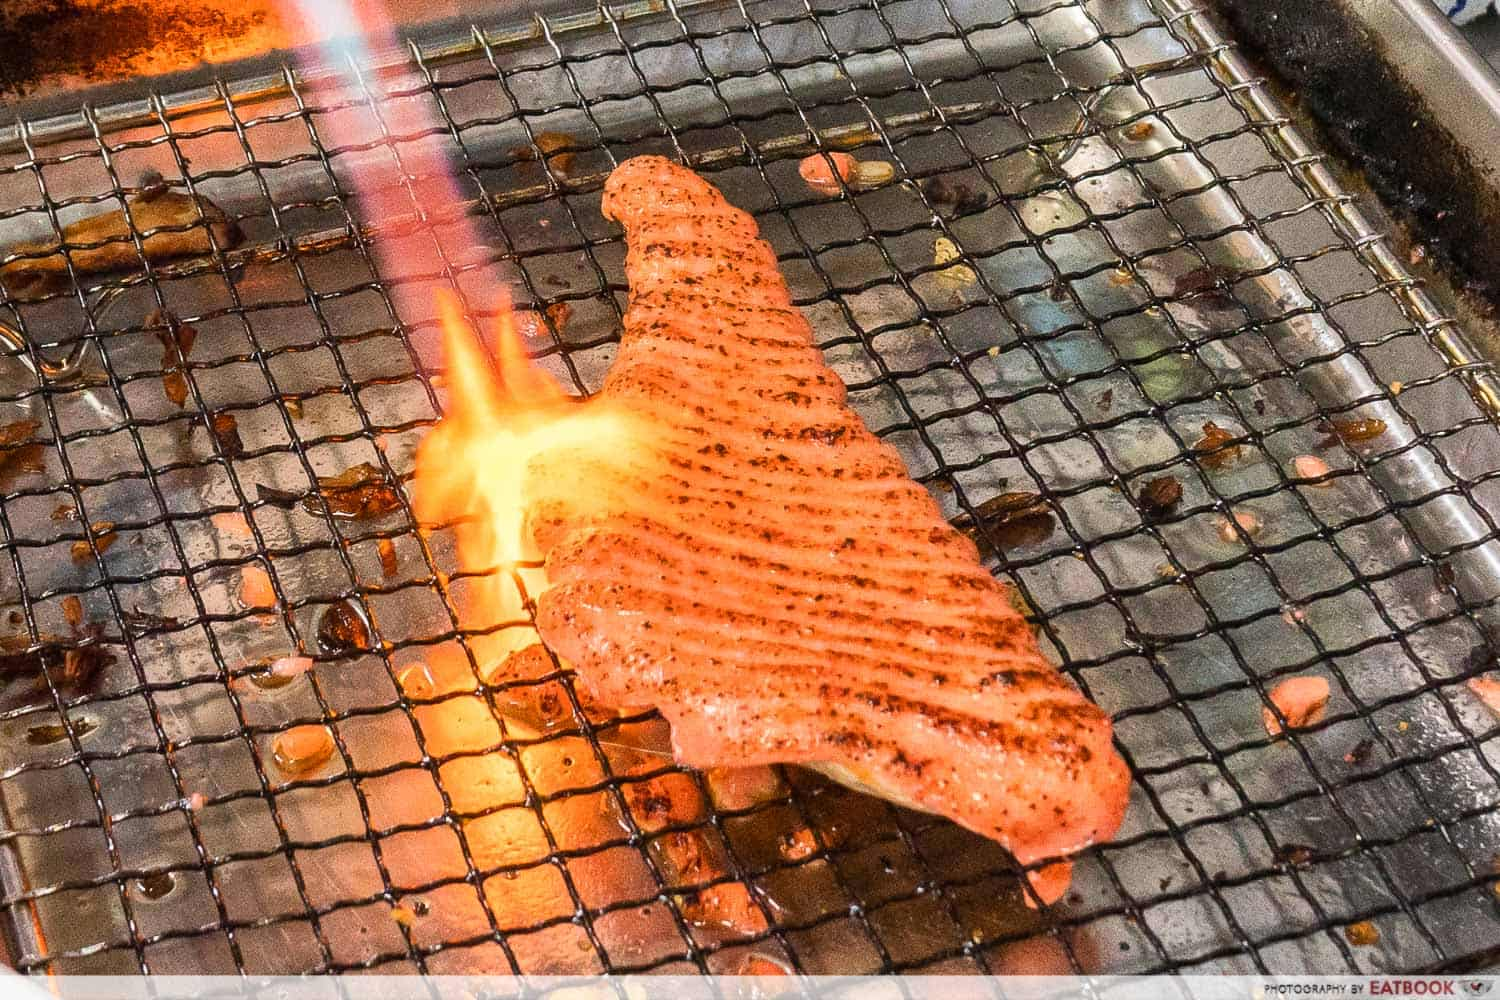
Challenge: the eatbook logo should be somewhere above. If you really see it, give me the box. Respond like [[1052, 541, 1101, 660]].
[[1462, 983, 1493, 997]]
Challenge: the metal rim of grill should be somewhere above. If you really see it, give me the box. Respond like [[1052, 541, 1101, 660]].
[[0, 0, 1499, 976]]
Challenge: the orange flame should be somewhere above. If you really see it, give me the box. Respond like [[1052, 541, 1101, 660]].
[[414, 290, 636, 659]]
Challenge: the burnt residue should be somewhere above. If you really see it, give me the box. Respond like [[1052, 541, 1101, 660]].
[[0, 2, 268, 98], [951, 492, 1056, 556], [317, 600, 371, 656], [1215, 0, 1500, 306]]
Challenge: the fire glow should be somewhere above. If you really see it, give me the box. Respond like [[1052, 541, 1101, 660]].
[[285, 0, 642, 654], [413, 291, 639, 653]]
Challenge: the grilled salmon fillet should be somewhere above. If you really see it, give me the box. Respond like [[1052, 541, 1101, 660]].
[[527, 156, 1129, 903]]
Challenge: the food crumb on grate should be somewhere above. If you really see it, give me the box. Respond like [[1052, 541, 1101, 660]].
[[736, 954, 791, 976], [377, 537, 398, 578], [798, 152, 855, 196], [1468, 676, 1500, 717], [312, 463, 402, 520], [1263, 675, 1330, 736], [932, 237, 976, 288], [1292, 454, 1333, 485], [389, 905, 415, 929], [61, 595, 83, 631], [776, 826, 818, 862], [1216, 509, 1263, 544], [510, 131, 579, 179], [0, 419, 42, 485], [1273, 843, 1315, 867], [269, 655, 312, 680], [1344, 920, 1380, 946], [271, 724, 334, 776], [239, 565, 275, 609]]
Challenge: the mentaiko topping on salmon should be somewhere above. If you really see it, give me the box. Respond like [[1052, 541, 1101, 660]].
[[527, 155, 1130, 903]]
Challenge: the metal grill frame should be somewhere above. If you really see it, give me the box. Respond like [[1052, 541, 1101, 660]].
[[0, 0, 1498, 976]]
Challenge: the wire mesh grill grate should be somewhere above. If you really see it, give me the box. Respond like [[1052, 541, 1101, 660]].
[[0, 0, 1498, 976]]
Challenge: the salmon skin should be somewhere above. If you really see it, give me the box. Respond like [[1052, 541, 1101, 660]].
[[528, 155, 1129, 903]]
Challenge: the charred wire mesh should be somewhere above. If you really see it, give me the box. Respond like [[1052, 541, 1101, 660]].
[[0, 0, 1498, 976]]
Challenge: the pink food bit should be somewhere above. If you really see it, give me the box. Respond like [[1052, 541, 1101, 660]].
[[683, 880, 769, 937], [1216, 509, 1263, 544], [186, 792, 205, 811], [735, 953, 791, 976], [239, 565, 275, 609], [211, 511, 251, 537], [1024, 860, 1073, 909], [798, 152, 856, 195], [1468, 676, 1500, 716], [1292, 454, 1332, 486], [270, 655, 314, 679], [704, 765, 784, 811], [1263, 675, 1331, 736]]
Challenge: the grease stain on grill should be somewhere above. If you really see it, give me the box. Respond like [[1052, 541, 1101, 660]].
[[377, 538, 398, 578], [1193, 421, 1242, 469], [132, 872, 175, 901], [271, 725, 335, 776], [152, 312, 198, 409], [952, 492, 1055, 555], [122, 608, 178, 635], [1273, 843, 1316, 867], [920, 176, 991, 216], [1318, 418, 1388, 449], [0, 633, 113, 696], [245, 665, 295, 691], [317, 601, 371, 655], [511, 131, 579, 179], [0, 419, 45, 487], [260, 464, 401, 520], [1136, 475, 1183, 521], [1171, 263, 1242, 302], [25, 717, 95, 745], [1343, 738, 1376, 765], [209, 412, 244, 458], [70, 521, 118, 564]]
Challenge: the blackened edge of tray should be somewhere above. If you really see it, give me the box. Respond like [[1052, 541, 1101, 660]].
[[1214, 0, 1500, 311]]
